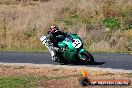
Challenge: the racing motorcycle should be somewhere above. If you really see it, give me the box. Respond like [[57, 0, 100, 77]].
[[40, 33, 95, 64]]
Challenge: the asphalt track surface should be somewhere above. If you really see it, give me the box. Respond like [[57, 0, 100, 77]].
[[0, 51, 132, 70]]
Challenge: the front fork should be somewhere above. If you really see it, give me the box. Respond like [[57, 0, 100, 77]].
[[78, 49, 85, 60]]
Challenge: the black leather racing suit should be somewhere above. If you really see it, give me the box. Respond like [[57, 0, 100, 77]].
[[47, 31, 66, 47], [46, 31, 66, 61]]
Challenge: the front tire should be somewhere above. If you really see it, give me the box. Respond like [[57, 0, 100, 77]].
[[81, 51, 95, 64]]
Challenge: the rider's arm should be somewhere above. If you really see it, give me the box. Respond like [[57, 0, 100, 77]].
[[46, 34, 60, 51], [46, 34, 53, 46], [56, 31, 67, 37]]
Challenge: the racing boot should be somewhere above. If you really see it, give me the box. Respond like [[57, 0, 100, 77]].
[[52, 55, 59, 62]]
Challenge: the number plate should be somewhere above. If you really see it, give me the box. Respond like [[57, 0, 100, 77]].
[[72, 39, 82, 48]]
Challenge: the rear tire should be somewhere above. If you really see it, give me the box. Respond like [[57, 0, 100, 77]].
[[81, 51, 95, 64]]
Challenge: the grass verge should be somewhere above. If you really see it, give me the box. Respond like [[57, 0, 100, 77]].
[[88, 49, 132, 54], [0, 76, 41, 88], [0, 48, 48, 52], [0, 75, 81, 88], [0, 47, 132, 54]]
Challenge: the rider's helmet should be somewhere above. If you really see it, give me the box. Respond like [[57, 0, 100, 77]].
[[48, 25, 59, 34]]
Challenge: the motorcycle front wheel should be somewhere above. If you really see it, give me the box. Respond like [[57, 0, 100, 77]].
[[81, 51, 95, 64]]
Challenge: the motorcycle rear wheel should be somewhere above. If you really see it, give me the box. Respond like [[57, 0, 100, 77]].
[[81, 51, 95, 64]]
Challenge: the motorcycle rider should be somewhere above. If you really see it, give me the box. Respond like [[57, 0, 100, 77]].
[[46, 25, 66, 62]]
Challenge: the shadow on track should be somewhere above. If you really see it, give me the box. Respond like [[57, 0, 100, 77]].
[[73, 61, 106, 65], [59, 60, 106, 65]]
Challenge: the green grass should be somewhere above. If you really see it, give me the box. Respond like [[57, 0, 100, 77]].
[[0, 76, 42, 88], [103, 17, 120, 30], [0, 75, 81, 88], [0, 47, 48, 52], [0, 47, 132, 54], [89, 49, 132, 54]]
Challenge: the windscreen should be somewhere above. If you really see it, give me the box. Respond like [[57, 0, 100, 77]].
[[65, 34, 74, 42]]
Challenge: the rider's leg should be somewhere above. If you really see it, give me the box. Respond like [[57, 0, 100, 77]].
[[48, 47, 58, 62]]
